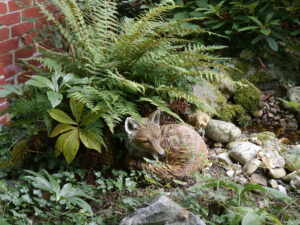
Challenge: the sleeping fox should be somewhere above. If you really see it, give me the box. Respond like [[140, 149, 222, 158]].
[[125, 110, 208, 180]]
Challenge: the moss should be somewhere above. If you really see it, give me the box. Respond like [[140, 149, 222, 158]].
[[248, 71, 270, 85], [230, 60, 251, 81], [216, 103, 251, 127], [233, 79, 261, 114]]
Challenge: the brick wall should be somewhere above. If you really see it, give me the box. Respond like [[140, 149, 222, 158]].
[[0, 0, 53, 124]]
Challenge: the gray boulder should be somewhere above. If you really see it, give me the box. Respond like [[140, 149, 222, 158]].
[[284, 145, 300, 172], [263, 148, 285, 169], [119, 196, 206, 225], [229, 142, 261, 165], [205, 119, 241, 143]]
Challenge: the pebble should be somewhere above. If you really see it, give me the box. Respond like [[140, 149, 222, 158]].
[[277, 185, 287, 194], [268, 168, 286, 179], [269, 179, 278, 189], [226, 170, 235, 178], [238, 177, 248, 185]]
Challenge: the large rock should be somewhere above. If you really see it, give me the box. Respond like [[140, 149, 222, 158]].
[[119, 196, 206, 225], [250, 132, 278, 149], [215, 72, 235, 99], [205, 119, 241, 143], [229, 142, 261, 165]]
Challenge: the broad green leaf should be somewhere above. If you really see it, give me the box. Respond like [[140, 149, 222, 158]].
[[266, 36, 278, 51], [47, 91, 63, 108], [48, 109, 76, 125], [261, 186, 292, 202], [26, 75, 55, 91], [70, 96, 84, 123], [242, 211, 261, 225], [248, 16, 263, 27], [67, 196, 94, 216], [260, 28, 271, 36], [79, 129, 101, 153], [173, 179, 187, 185], [80, 111, 101, 126], [43, 170, 60, 200], [55, 130, 71, 157], [62, 129, 80, 164], [50, 124, 74, 137]]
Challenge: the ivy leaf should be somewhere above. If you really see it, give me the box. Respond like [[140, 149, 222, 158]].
[[48, 109, 76, 125], [79, 129, 101, 153], [70, 96, 84, 123], [50, 124, 74, 137], [47, 91, 63, 108]]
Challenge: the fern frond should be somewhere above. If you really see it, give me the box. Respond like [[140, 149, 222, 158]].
[[139, 96, 183, 122]]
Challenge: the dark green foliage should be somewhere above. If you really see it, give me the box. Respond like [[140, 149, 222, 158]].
[[168, 0, 300, 68]]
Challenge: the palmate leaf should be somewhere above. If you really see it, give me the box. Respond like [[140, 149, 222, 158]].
[[70, 96, 84, 123], [48, 109, 76, 125], [79, 129, 101, 153], [50, 124, 74, 137], [58, 129, 80, 164]]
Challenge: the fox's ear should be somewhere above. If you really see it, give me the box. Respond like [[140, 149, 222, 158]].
[[149, 110, 160, 126], [125, 117, 139, 135]]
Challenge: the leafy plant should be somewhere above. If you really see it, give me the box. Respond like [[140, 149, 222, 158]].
[[48, 97, 102, 164], [24, 169, 94, 216], [277, 98, 299, 111], [169, 0, 300, 66]]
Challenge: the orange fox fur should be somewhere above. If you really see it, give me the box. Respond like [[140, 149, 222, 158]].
[[125, 110, 208, 179]]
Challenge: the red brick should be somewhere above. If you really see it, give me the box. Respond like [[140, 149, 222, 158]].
[[17, 70, 35, 83], [0, 64, 3, 74], [0, 114, 10, 125], [0, 2, 7, 14], [0, 28, 9, 41], [8, 0, 31, 12], [15, 47, 36, 61], [0, 39, 19, 54], [11, 22, 34, 36], [28, 59, 41, 67], [0, 53, 13, 66], [4, 64, 21, 78], [0, 12, 21, 25], [22, 32, 37, 44], [0, 98, 7, 104], [22, 7, 43, 19], [0, 100, 8, 109], [35, 16, 49, 29], [0, 75, 5, 85]]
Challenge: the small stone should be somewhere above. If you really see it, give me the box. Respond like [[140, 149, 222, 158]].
[[226, 170, 235, 178], [213, 142, 223, 148], [251, 173, 268, 186], [216, 152, 233, 165], [230, 142, 261, 165], [235, 167, 243, 176], [282, 171, 300, 182], [263, 149, 285, 169], [253, 110, 263, 118], [186, 110, 211, 130], [290, 177, 300, 190], [268, 168, 286, 179], [269, 96, 275, 103], [268, 112, 274, 118], [243, 158, 261, 175], [238, 177, 248, 185], [274, 115, 280, 121], [269, 179, 278, 189], [277, 185, 287, 194]]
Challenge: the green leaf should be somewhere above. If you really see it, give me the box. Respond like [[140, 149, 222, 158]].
[[266, 36, 278, 51], [61, 129, 80, 164], [79, 129, 101, 153], [70, 96, 84, 123], [48, 109, 76, 125], [242, 211, 261, 225], [25, 75, 55, 91], [80, 111, 101, 126], [173, 179, 187, 185], [47, 91, 63, 108], [238, 26, 259, 32], [50, 124, 74, 137], [248, 16, 263, 27], [260, 28, 271, 36]]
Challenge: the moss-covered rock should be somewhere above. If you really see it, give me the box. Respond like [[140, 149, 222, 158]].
[[216, 103, 251, 127], [233, 79, 261, 114]]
